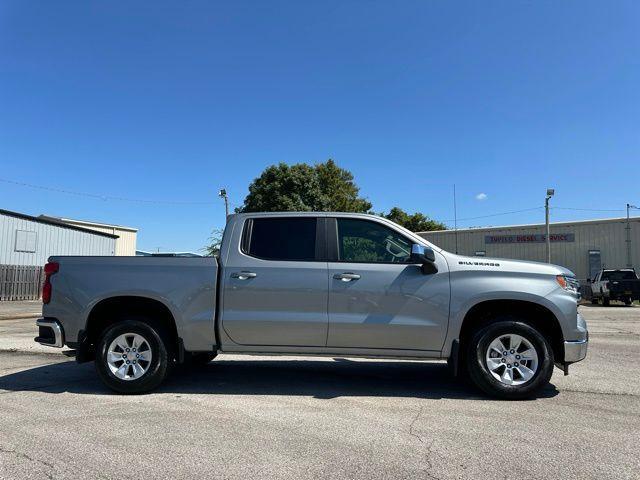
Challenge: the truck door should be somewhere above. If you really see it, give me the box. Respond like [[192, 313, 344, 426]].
[[326, 217, 450, 351], [221, 216, 329, 346]]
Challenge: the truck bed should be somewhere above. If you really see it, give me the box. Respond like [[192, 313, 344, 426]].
[[43, 256, 219, 352]]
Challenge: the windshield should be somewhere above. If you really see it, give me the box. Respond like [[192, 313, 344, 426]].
[[601, 270, 637, 281]]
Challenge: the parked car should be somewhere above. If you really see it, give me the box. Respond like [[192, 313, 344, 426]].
[[589, 268, 640, 306], [35, 212, 588, 399]]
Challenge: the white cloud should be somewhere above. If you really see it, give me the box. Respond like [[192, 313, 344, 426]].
[[475, 193, 488, 201]]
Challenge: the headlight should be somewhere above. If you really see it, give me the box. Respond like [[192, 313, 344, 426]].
[[556, 274, 579, 294]]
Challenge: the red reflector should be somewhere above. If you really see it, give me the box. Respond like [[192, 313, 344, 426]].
[[44, 262, 59, 275], [42, 282, 52, 304], [42, 262, 59, 304]]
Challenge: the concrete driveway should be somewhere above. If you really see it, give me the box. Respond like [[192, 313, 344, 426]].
[[1, 305, 638, 479]]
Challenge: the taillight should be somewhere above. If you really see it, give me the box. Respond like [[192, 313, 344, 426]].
[[42, 261, 59, 304]]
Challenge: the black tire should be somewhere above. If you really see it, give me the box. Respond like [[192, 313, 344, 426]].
[[95, 320, 170, 394], [184, 352, 217, 366], [465, 319, 554, 400], [603, 297, 610, 306], [590, 297, 598, 305], [624, 298, 632, 306]]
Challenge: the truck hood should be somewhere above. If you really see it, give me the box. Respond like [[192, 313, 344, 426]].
[[445, 253, 575, 277]]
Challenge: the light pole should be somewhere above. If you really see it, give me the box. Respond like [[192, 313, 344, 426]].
[[453, 184, 458, 254], [545, 188, 555, 263], [626, 203, 638, 267], [219, 189, 229, 221]]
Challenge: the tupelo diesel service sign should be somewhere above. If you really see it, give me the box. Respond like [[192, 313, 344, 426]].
[[485, 233, 575, 244]]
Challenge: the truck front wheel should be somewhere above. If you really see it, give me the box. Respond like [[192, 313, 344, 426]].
[[95, 320, 170, 394], [466, 319, 554, 399]]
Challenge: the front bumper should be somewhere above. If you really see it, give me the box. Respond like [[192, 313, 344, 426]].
[[563, 311, 588, 363], [564, 337, 588, 363], [35, 318, 64, 348]]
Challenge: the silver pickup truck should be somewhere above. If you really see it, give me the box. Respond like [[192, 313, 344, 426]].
[[36, 212, 588, 398]]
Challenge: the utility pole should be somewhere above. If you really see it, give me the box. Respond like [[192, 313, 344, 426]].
[[219, 189, 229, 221], [627, 203, 638, 268], [453, 184, 458, 254], [545, 188, 555, 263]]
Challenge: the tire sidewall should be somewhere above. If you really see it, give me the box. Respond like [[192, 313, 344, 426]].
[[96, 320, 168, 394], [467, 319, 554, 399]]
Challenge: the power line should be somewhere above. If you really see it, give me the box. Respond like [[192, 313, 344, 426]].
[[0, 177, 212, 205], [442, 207, 543, 223], [553, 206, 625, 212], [442, 205, 630, 225]]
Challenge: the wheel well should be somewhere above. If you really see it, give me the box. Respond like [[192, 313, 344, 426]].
[[458, 300, 565, 362], [85, 296, 179, 355]]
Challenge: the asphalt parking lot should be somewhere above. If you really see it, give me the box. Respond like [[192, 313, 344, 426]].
[[1, 304, 638, 480]]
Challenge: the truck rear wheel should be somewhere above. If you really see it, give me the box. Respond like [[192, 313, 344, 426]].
[[95, 320, 170, 394], [602, 297, 610, 306], [465, 319, 554, 399]]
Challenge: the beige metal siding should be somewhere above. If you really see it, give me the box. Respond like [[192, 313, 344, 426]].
[[57, 221, 137, 256], [420, 217, 640, 282]]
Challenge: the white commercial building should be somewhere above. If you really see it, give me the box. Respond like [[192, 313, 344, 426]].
[[39, 215, 137, 256], [419, 216, 640, 282], [0, 208, 137, 300]]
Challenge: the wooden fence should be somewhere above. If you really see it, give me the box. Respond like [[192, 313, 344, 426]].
[[0, 265, 44, 301]]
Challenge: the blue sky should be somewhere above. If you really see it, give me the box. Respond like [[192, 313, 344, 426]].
[[1, 1, 639, 252]]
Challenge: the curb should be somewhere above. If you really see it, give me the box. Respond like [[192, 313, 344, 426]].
[[0, 314, 41, 321], [0, 348, 64, 357]]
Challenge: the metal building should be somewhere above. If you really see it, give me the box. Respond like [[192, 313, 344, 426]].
[[39, 215, 137, 256], [1, 209, 117, 266], [419, 216, 640, 282], [0, 209, 118, 300]]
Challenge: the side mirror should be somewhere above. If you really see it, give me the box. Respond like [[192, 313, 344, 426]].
[[410, 244, 438, 274]]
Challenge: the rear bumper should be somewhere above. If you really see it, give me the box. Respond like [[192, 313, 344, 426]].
[[35, 318, 64, 348]]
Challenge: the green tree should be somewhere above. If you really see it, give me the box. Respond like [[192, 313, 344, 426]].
[[381, 207, 446, 232], [315, 159, 372, 212], [238, 159, 371, 213], [203, 228, 224, 257]]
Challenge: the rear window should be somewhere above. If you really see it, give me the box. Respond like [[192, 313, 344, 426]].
[[245, 217, 317, 261], [601, 270, 637, 281]]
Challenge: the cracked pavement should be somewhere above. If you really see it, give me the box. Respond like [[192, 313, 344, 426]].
[[0, 304, 639, 479]]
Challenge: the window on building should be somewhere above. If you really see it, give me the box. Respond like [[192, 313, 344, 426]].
[[15, 230, 37, 253]]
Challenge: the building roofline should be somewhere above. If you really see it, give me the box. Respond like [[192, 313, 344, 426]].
[[39, 215, 138, 232], [136, 250, 203, 257], [419, 215, 640, 234], [1, 208, 119, 238]]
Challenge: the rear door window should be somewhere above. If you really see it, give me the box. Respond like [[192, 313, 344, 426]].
[[245, 217, 318, 261]]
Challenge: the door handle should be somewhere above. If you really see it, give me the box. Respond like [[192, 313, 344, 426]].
[[333, 272, 361, 282], [231, 271, 257, 280]]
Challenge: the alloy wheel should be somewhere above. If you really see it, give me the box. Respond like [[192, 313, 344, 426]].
[[107, 333, 153, 381], [485, 333, 539, 386]]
